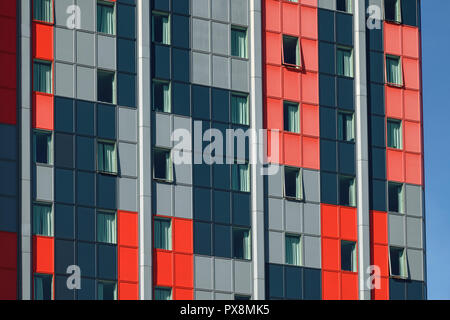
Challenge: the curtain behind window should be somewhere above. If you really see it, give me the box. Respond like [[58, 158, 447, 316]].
[[33, 205, 53, 236], [34, 62, 52, 94], [387, 57, 401, 84], [155, 219, 171, 250], [348, 178, 355, 206], [232, 164, 249, 192], [234, 229, 250, 260], [286, 235, 300, 265], [98, 4, 115, 34], [34, 275, 52, 300], [98, 282, 116, 300], [97, 212, 117, 244], [337, 49, 352, 77], [34, 0, 52, 22], [155, 288, 172, 300], [284, 103, 299, 133], [338, 113, 354, 141], [232, 29, 247, 58], [153, 82, 171, 112], [387, 121, 401, 148], [98, 142, 117, 173], [231, 95, 249, 125]]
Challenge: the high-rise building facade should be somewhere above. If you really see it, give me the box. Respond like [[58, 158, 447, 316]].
[[0, 0, 425, 300]]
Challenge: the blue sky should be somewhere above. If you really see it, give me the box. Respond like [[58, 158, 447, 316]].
[[422, 0, 450, 300]]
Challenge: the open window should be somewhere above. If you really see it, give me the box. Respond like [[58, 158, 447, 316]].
[[231, 26, 247, 59], [341, 241, 357, 272], [34, 130, 52, 164], [338, 112, 354, 142], [337, 46, 354, 77], [152, 12, 170, 45], [97, 211, 117, 244], [97, 281, 117, 300], [154, 218, 172, 250], [232, 163, 250, 192], [33, 203, 53, 237], [386, 55, 402, 86], [97, 140, 117, 174], [153, 80, 171, 113], [154, 287, 172, 300], [282, 35, 301, 68], [385, 0, 402, 23], [339, 175, 356, 207], [233, 228, 251, 260], [387, 118, 402, 149], [284, 167, 303, 201], [337, 0, 352, 13], [97, 1, 116, 35], [285, 234, 301, 266], [153, 148, 173, 182], [34, 274, 53, 300], [390, 247, 408, 278], [33, 60, 52, 94], [34, 0, 53, 23], [231, 93, 249, 126], [388, 182, 405, 213], [98, 70, 116, 104], [284, 101, 300, 133]]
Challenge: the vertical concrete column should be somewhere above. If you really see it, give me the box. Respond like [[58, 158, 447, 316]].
[[137, 0, 152, 300], [19, 0, 32, 300], [249, 0, 265, 300], [354, 0, 371, 300]]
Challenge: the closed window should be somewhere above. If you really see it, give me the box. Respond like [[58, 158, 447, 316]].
[[34, 131, 52, 164], [339, 175, 356, 207], [337, 47, 353, 77], [338, 112, 354, 142], [231, 94, 249, 126], [97, 281, 117, 300], [386, 55, 402, 85], [34, 274, 53, 300], [337, 0, 352, 13], [153, 148, 173, 182], [232, 163, 250, 192], [390, 247, 408, 278], [97, 1, 115, 35], [387, 119, 402, 149], [153, 80, 171, 113], [231, 27, 247, 58], [152, 12, 170, 45], [154, 287, 172, 300], [154, 218, 172, 250], [97, 211, 117, 244], [341, 241, 357, 272], [33, 204, 53, 237], [282, 35, 300, 67], [33, 61, 52, 94], [97, 141, 117, 174], [284, 167, 303, 200], [233, 228, 251, 260], [34, 0, 53, 23], [284, 101, 300, 133], [385, 0, 402, 23], [285, 234, 301, 266], [98, 70, 116, 104], [388, 182, 404, 213]]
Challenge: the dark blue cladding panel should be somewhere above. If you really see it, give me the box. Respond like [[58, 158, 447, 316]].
[[320, 139, 337, 172], [55, 97, 74, 133], [367, 26, 383, 52], [54, 133, 74, 169], [212, 88, 229, 123], [213, 163, 230, 190], [268, 264, 284, 299], [77, 241, 96, 277], [77, 278, 95, 300], [402, 0, 418, 27], [406, 280, 424, 300], [172, 0, 189, 15], [303, 268, 322, 300], [232, 193, 251, 227], [55, 239, 75, 275], [76, 136, 95, 172], [97, 104, 116, 140], [117, 3, 136, 39], [214, 190, 231, 224], [389, 278, 406, 300], [0, 124, 17, 160], [192, 85, 211, 120], [172, 48, 190, 83], [194, 163, 211, 188], [194, 221, 212, 256], [77, 207, 95, 242], [318, 9, 334, 42], [338, 142, 355, 175], [370, 179, 386, 212], [319, 42, 335, 75], [97, 244, 117, 280], [336, 77, 354, 110], [77, 171, 95, 207], [214, 224, 231, 258], [368, 83, 385, 116], [370, 147, 386, 180], [194, 187, 211, 221], [320, 172, 338, 205], [117, 38, 136, 74], [370, 115, 386, 148], [55, 168, 74, 204], [0, 196, 17, 232], [369, 51, 385, 84], [54, 203, 75, 240], [153, 0, 170, 12], [320, 107, 336, 140], [76, 101, 95, 136], [117, 72, 136, 108], [96, 174, 116, 210], [172, 82, 190, 116], [335, 12, 353, 46], [319, 75, 336, 107], [153, 44, 171, 80], [172, 14, 190, 49], [55, 275, 75, 300], [285, 266, 302, 299]]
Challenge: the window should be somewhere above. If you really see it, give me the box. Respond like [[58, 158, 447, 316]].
[[231, 94, 249, 126], [153, 80, 171, 113], [284, 167, 303, 200], [337, 0, 352, 13], [339, 175, 356, 207], [233, 228, 251, 260], [33, 204, 53, 237], [232, 163, 250, 192], [235, 295, 251, 300], [34, 0, 53, 23], [97, 141, 117, 174], [152, 12, 170, 45], [154, 148, 173, 182], [388, 182, 404, 213], [284, 102, 300, 133], [231, 27, 247, 58], [154, 218, 172, 250], [386, 55, 402, 85], [97, 1, 115, 35], [385, 0, 402, 23], [154, 287, 172, 300], [285, 234, 301, 266], [387, 119, 402, 149], [97, 281, 117, 300], [34, 274, 53, 300], [341, 241, 357, 272], [97, 70, 116, 104], [33, 61, 52, 94], [338, 112, 354, 142], [390, 247, 407, 278], [97, 211, 117, 244], [337, 47, 353, 77], [34, 131, 52, 164], [282, 35, 300, 67]]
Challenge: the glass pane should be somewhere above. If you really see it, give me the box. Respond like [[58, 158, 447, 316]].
[[154, 219, 171, 250], [231, 28, 247, 58], [97, 3, 115, 34], [337, 48, 352, 77], [154, 150, 171, 180], [285, 168, 301, 199], [98, 71, 115, 103], [98, 142, 116, 173], [231, 95, 249, 125], [34, 274, 53, 300], [283, 36, 299, 66], [34, 62, 52, 94], [387, 120, 402, 148], [385, 0, 401, 22], [35, 132, 51, 164], [155, 288, 172, 300], [153, 82, 171, 112], [341, 241, 355, 272], [339, 176, 355, 206], [285, 235, 301, 266], [337, 0, 351, 13], [233, 229, 250, 260], [153, 14, 170, 44], [34, 0, 53, 23], [390, 248, 405, 276], [97, 212, 117, 244], [33, 205, 53, 236], [284, 103, 299, 133], [98, 282, 117, 300], [388, 183, 403, 213]]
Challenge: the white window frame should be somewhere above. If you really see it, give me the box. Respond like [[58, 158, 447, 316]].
[[33, 0, 54, 23], [339, 175, 356, 207], [283, 101, 300, 134], [387, 118, 403, 149], [33, 273, 53, 300], [232, 227, 252, 261], [388, 182, 405, 214], [154, 287, 172, 300], [33, 60, 53, 94], [96, 210, 117, 244], [338, 111, 355, 142]]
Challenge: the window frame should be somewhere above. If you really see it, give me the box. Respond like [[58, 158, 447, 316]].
[[387, 118, 403, 149], [388, 182, 405, 213], [33, 273, 53, 300], [232, 227, 252, 261], [385, 55, 403, 87], [336, 0, 352, 14], [283, 101, 300, 134], [154, 217, 172, 250], [231, 162, 250, 193], [231, 26, 248, 59], [341, 240, 357, 272], [97, 0, 116, 35], [153, 147, 173, 183], [97, 69, 117, 104], [384, 0, 402, 24], [97, 140, 118, 175], [285, 233, 302, 266], [32, 202, 54, 237], [33, 0, 54, 24], [152, 11, 171, 45], [96, 210, 117, 244], [338, 111, 355, 142], [33, 130, 53, 165], [33, 60, 53, 94], [336, 46, 354, 78], [97, 280, 118, 300], [154, 287, 173, 300], [339, 175, 356, 207], [283, 166, 303, 201], [231, 92, 250, 126], [282, 35, 301, 69], [152, 80, 172, 113], [389, 246, 408, 279]]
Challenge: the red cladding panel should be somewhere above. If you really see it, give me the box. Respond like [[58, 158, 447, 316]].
[[370, 211, 388, 245], [0, 16, 17, 54], [33, 93, 54, 130], [302, 136, 319, 170], [386, 149, 404, 182], [405, 152, 422, 185], [174, 288, 193, 300], [118, 247, 139, 282], [265, 0, 281, 33], [283, 133, 302, 167], [340, 207, 357, 241], [301, 72, 318, 104], [385, 86, 403, 119], [265, 32, 281, 65], [321, 204, 339, 238], [173, 219, 193, 254], [341, 273, 358, 300], [282, 2, 300, 35], [300, 6, 317, 39], [119, 282, 139, 300], [0, 87, 16, 125], [118, 210, 138, 248], [33, 236, 54, 274], [322, 238, 340, 271], [404, 90, 421, 122], [282, 69, 301, 101], [372, 277, 390, 300], [174, 254, 193, 288], [322, 271, 340, 300], [402, 26, 420, 59], [372, 244, 389, 277], [301, 104, 319, 137], [384, 23, 402, 55], [153, 251, 173, 287], [0, 52, 17, 89], [32, 23, 54, 60], [0, 268, 17, 300], [0, 232, 17, 269], [266, 98, 283, 130], [0, 0, 17, 18]]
